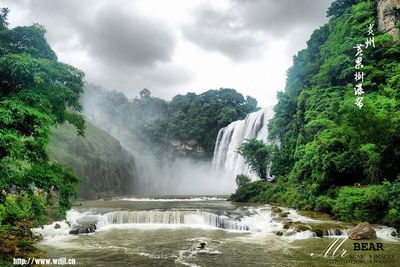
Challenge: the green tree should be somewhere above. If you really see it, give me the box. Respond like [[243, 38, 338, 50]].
[[0, 10, 84, 232], [327, 0, 358, 17], [0, 8, 9, 30], [238, 139, 273, 180]]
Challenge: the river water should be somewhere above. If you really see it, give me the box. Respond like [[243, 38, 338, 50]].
[[33, 197, 400, 267]]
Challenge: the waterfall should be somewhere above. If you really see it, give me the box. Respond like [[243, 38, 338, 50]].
[[104, 210, 251, 231], [212, 107, 274, 180]]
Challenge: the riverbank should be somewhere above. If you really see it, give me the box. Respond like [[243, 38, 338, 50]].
[[0, 219, 45, 266], [229, 178, 400, 231]]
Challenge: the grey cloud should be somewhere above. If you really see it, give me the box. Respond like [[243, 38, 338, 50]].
[[25, 0, 175, 66], [184, 0, 332, 61], [80, 5, 175, 66], [4, 0, 192, 97], [233, 0, 332, 36], [183, 7, 263, 61]]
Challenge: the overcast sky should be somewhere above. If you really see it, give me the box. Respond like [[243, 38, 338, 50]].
[[4, 0, 332, 107]]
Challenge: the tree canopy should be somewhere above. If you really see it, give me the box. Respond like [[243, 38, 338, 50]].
[[0, 9, 84, 231], [238, 139, 273, 180], [83, 85, 259, 156]]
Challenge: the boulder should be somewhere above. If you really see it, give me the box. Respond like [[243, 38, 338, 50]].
[[69, 223, 97, 235], [283, 221, 310, 232], [271, 206, 283, 213], [198, 242, 207, 250], [275, 231, 283, 236], [54, 223, 61, 229], [347, 223, 376, 240], [390, 229, 400, 238], [280, 212, 290, 217]]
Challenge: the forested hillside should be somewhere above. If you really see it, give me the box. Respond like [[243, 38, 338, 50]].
[[48, 121, 136, 200], [83, 85, 258, 156], [232, 0, 400, 227]]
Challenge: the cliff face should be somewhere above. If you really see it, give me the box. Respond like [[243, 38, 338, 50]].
[[170, 139, 205, 155], [378, 0, 400, 40], [48, 121, 137, 200]]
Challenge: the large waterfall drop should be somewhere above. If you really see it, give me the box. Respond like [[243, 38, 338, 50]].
[[212, 107, 274, 180]]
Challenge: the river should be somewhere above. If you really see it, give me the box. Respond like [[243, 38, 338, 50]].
[[33, 197, 400, 267]]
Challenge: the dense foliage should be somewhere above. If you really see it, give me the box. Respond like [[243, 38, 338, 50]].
[[0, 8, 84, 232], [231, 0, 400, 227], [83, 85, 258, 156]]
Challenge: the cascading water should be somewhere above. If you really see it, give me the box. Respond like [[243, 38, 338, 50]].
[[105, 210, 251, 231], [212, 107, 274, 180]]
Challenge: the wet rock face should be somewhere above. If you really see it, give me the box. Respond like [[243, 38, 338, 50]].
[[198, 242, 207, 250], [69, 223, 97, 235], [391, 229, 400, 238], [377, 0, 400, 40], [283, 221, 310, 233], [348, 223, 377, 240], [271, 207, 283, 214], [274, 231, 283, 236]]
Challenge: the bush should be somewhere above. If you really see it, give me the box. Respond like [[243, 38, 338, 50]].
[[229, 180, 268, 202], [2, 193, 47, 226], [235, 174, 251, 187], [315, 195, 336, 213], [384, 179, 400, 227], [333, 185, 389, 222], [3, 196, 27, 223], [0, 204, 5, 225], [256, 176, 287, 204]]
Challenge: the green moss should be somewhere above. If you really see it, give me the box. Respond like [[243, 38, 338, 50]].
[[283, 221, 311, 232], [309, 222, 351, 237], [280, 212, 290, 217], [298, 210, 333, 221]]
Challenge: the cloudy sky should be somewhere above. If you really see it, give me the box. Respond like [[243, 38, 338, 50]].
[[4, 0, 332, 107]]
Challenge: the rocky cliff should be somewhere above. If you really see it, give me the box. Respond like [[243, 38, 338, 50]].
[[378, 0, 400, 40], [48, 121, 137, 200]]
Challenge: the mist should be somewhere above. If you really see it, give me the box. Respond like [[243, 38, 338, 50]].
[[81, 84, 237, 196], [133, 155, 235, 196]]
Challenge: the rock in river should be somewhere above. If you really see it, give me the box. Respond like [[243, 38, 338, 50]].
[[69, 223, 97, 235], [347, 223, 376, 240]]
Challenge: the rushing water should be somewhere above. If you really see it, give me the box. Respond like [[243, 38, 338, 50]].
[[33, 197, 400, 267], [212, 107, 274, 180]]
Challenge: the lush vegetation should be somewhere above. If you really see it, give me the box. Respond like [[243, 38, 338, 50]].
[[0, 8, 84, 261], [83, 85, 258, 156], [231, 0, 400, 227], [238, 139, 273, 180]]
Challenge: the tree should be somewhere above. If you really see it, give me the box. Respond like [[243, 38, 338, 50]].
[[359, 144, 381, 184], [0, 11, 84, 231], [0, 8, 9, 30], [139, 88, 151, 99], [238, 139, 273, 180], [327, 0, 358, 17]]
